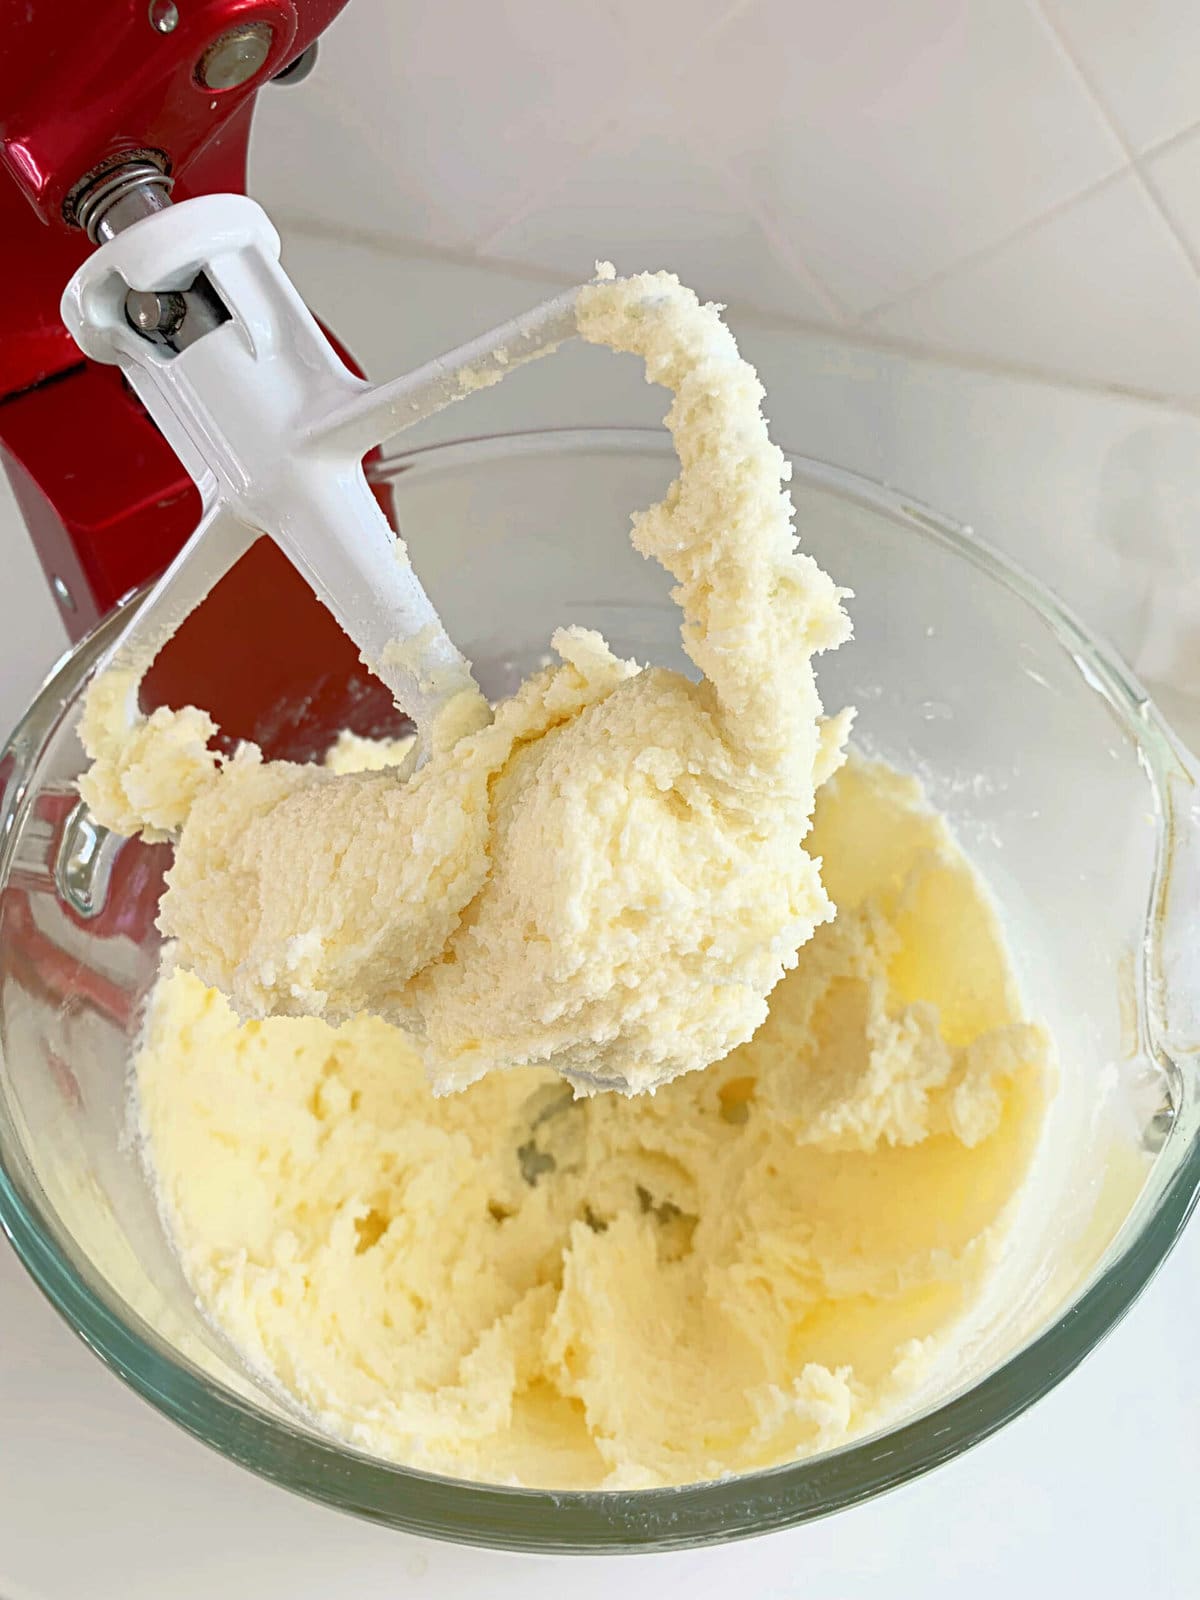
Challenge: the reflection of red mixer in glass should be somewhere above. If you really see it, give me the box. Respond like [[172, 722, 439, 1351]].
[[0, 0, 405, 757]]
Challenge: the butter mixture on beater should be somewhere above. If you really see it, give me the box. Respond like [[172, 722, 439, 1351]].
[[82, 271, 851, 1093]]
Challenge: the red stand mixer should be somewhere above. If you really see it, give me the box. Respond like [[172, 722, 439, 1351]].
[[2, 0, 586, 764], [0, 0, 428, 756]]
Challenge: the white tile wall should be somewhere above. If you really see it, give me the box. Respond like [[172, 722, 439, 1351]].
[[253, 0, 1200, 404]]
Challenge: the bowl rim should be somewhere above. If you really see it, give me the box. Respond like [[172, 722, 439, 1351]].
[[1, 426, 1198, 1553]]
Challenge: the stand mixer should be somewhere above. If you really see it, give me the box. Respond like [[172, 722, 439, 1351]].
[[0, 0, 589, 766]]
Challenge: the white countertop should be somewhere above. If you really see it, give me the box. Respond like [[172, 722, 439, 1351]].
[[1, 237, 1197, 1600]]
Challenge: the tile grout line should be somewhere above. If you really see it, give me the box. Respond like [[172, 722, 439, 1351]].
[[636, 0, 853, 327], [858, 164, 1128, 326], [274, 207, 1200, 415], [667, 0, 854, 324], [467, 108, 627, 261], [276, 209, 585, 286], [1032, 0, 1200, 280], [699, 144, 852, 325], [688, 0, 765, 53], [470, 0, 769, 261], [1138, 117, 1200, 167]]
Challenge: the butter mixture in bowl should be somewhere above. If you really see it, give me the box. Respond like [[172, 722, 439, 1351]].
[[135, 751, 1048, 1487], [74, 273, 1058, 1496], [5, 411, 1191, 1547]]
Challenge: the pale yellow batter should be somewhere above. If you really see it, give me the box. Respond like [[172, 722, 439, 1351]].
[[83, 270, 851, 1095], [136, 756, 1049, 1490]]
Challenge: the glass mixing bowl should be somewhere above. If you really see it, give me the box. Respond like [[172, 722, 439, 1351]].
[[1, 430, 1198, 1552]]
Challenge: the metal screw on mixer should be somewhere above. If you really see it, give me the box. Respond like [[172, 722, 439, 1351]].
[[125, 289, 188, 340], [196, 22, 274, 90], [123, 277, 231, 354], [147, 0, 179, 33]]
